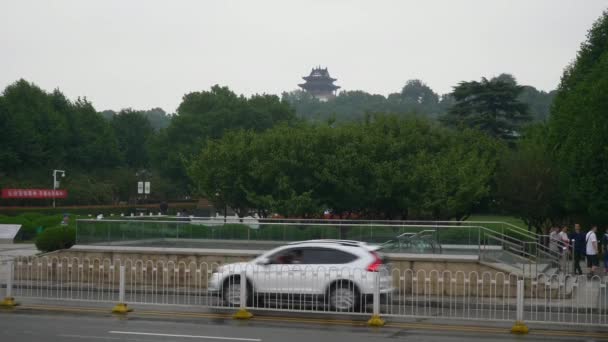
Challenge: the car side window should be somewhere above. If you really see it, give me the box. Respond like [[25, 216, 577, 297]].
[[301, 248, 357, 264], [267, 248, 304, 265]]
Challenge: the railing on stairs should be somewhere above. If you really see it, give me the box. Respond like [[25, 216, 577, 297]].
[[382, 230, 442, 254]]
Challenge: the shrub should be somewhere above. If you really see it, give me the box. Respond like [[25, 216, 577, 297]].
[[16, 222, 39, 241], [18, 212, 45, 221], [0, 213, 72, 241], [31, 214, 64, 228], [35, 225, 76, 252]]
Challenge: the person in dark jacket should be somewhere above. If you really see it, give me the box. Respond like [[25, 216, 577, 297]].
[[160, 201, 168, 215], [570, 223, 586, 275]]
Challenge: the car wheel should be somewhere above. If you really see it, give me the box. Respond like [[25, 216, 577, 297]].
[[222, 277, 247, 307], [329, 283, 359, 312]]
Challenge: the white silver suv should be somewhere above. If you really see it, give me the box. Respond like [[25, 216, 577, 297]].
[[208, 240, 393, 311]]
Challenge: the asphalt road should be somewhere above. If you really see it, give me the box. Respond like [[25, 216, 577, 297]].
[[1, 304, 608, 342], [7, 286, 607, 325]]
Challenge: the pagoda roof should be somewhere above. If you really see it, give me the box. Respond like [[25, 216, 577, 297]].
[[298, 82, 340, 90], [302, 67, 337, 81], [298, 66, 340, 95]]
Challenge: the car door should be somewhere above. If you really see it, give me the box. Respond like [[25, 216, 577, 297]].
[[252, 247, 305, 294], [298, 247, 359, 295]]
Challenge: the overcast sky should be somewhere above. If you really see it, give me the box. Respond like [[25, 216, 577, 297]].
[[1, 0, 607, 113]]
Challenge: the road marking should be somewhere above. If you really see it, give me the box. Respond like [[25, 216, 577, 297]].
[[15, 305, 608, 340], [59, 334, 121, 340], [109, 331, 262, 341], [59, 334, 149, 342]]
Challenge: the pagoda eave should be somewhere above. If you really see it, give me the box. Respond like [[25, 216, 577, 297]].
[[302, 76, 337, 82], [298, 84, 340, 91]]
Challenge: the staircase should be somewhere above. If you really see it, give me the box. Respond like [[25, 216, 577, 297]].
[[380, 220, 562, 278], [478, 230, 563, 278]]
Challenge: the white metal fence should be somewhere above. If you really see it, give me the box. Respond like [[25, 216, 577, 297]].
[[1, 256, 606, 326]]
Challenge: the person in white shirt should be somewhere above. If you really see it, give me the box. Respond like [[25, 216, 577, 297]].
[[585, 226, 599, 278], [559, 226, 570, 251]]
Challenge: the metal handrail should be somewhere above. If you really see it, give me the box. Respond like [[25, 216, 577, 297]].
[[484, 235, 534, 259], [383, 232, 442, 254], [76, 218, 548, 271], [396, 230, 436, 240], [79, 217, 534, 233]]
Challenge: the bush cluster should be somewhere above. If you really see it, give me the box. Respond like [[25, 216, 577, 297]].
[[35, 225, 76, 252]]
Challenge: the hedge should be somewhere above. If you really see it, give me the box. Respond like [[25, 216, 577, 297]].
[[35, 225, 76, 252]]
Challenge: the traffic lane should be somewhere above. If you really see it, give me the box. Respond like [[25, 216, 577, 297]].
[[10, 293, 606, 326], [1, 309, 606, 342]]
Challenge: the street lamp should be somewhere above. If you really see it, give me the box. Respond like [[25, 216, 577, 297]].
[[52, 169, 66, 208]]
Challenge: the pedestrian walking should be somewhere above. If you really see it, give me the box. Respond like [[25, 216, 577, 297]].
[[558, 226, 570, 272], [570, 223, 585, 275], [586, 226, 599, 279], [548, 227, 560, 269], [549, 227, 559, 253]]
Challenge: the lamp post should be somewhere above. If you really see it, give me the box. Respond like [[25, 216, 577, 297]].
[[52, 169, 66, 208]]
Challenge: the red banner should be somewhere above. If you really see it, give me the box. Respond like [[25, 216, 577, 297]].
[[1, 189, 68, 199]]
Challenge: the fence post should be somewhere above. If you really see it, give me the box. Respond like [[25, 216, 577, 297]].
[[233, 269, 253, 319], [367, 271, 385, 327], [478, 228, 481, 257], [1, 260, 17, 307], [571, 239, 576, 275], [511, 279, 529, 334], [112, 265, 132, 313]]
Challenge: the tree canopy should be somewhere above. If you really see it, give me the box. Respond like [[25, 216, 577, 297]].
[[188, 115, 503, 219], [442, 76, 531, 141], [150, 85, 298, 194], [548, 10, 608, 224], [284, 77, 553, 126]]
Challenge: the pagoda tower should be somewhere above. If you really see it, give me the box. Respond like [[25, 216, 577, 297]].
[[298, 67, 340, 102]]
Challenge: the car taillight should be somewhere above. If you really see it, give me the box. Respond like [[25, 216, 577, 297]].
[[367, 251, 382, 272]]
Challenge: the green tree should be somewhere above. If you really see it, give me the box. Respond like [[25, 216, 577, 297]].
[[111, 109, 154, 168], [441, 76, 531, 141], [281, 90, 323, 121], [63, 96, 121, 169], [141, 107, 172, 131], [0, 96, 21, 171], [188, 130, 257, 217], [548, 10, 608, 223], [154, 85, 297, 194], [188, 115, 500, 220], [0, 80, 69, 169], [518, 86, 556, 122], [495, 125, 563, 234], [389, 79, 441, 118]]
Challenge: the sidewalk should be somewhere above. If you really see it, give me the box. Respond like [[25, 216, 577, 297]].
[[0, 243, 38, 257]]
